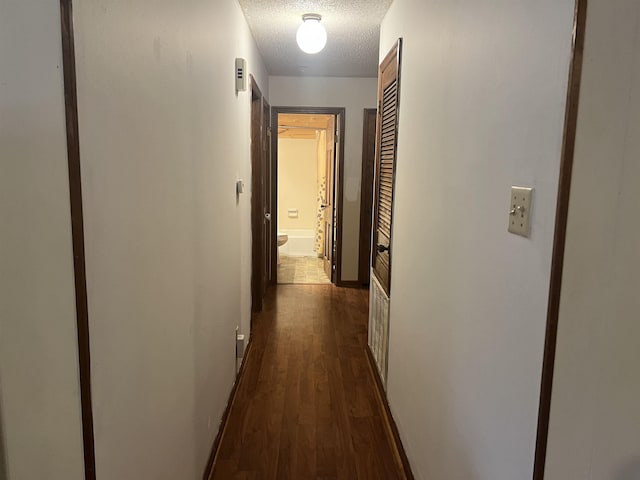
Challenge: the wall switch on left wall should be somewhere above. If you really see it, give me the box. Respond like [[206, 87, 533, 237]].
[[236, 179, 244, 195]]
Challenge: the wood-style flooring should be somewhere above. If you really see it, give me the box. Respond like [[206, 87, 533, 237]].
[[210, 285, 407, 480]]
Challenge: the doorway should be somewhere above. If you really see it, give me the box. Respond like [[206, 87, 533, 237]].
[[271, 107, 346, 285]]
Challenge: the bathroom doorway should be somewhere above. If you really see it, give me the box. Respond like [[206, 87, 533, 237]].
[[271, 107, 345, 285]]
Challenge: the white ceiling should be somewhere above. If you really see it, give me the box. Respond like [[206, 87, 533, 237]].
[[237, 0, 393, 78]]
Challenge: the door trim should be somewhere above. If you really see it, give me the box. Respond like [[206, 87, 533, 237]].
[[532, 1, 587, 478], [59, 1, 96, 478], [358, 108, 377, 285], [270, 106, 347, 285], [250, 75, 269, 313], [264, 100, 276, 288]]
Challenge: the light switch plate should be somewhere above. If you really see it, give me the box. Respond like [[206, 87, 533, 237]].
[[508, 186, 533, 237]]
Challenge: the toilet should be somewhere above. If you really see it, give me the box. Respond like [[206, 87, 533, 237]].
[[277, 232, 288, 265]]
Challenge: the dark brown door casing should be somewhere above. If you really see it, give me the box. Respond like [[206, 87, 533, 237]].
[[262, 100, 273, 289], [60, 1, 97, 478], [372, 40, 402, 296], [250, 76, 271, 313], [532, 1, 587, 478], [359, 108, 377, 285]]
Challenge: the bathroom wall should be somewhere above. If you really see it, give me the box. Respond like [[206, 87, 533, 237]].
[[0, 1, 85, 478], [269, 76, 378, 281], [545, 1, 640, 478], [72, 0, 268, 477], [278, 136, 320, 257], [379, 0, 575, 478], [278, 138, 318, 231]]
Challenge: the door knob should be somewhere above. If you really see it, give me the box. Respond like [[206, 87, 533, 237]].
[[265, 212, 271, 221], [320, 204, 327, 209], [376, 244, 389, 253]]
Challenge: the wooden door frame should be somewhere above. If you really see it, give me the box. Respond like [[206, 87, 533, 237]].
[[263, 98, 274, 289], [270, 106, 346, 285], [532, 0, 587, 478], [358, 108, 378, 286], [59, 1, 96, 478], [250, 75, 270, 313]]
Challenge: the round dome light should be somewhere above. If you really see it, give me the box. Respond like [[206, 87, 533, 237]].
[[296, 14, 327, 54]]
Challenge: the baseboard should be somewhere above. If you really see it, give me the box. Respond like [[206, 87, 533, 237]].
[[202, 339, 254, 480], [365, 346, 415, 480]]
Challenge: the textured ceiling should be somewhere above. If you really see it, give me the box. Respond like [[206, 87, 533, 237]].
[[237, 0, 393, 77]]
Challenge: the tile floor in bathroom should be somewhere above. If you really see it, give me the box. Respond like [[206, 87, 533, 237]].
[[277, 255, 331, 284]]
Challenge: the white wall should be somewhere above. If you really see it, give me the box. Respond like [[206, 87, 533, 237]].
[[0, 1, 85, 478], [269, 76, 378, 281], [545, 2, 640, 478], [72, 0, 268, 477], [379, 0, 575, 478], [278, 138, 318, 231]]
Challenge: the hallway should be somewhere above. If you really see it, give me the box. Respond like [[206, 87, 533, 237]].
[[210, 285, 407, 479], [6, 0, 640, 478]]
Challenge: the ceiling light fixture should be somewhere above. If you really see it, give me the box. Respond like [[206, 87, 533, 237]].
[[296, 14, 327, 54]]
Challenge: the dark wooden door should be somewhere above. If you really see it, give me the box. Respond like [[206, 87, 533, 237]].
[[323, 116, 335, 280], [262, 100, 272, 290], [251, 77, 271, 313], [372, 40, 402, 295], [359, 108, 378, 285]]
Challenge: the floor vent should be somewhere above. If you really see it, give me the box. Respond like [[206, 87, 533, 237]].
[[368, 271, 390, 388]]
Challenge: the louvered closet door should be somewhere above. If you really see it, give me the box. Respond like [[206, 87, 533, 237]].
[[372, 39, 402, 295]]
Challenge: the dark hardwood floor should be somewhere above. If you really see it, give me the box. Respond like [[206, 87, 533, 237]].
[[210, 285, 407, 480]]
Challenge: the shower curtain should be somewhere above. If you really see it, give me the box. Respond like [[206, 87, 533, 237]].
[[315, 130, 327, 256]]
